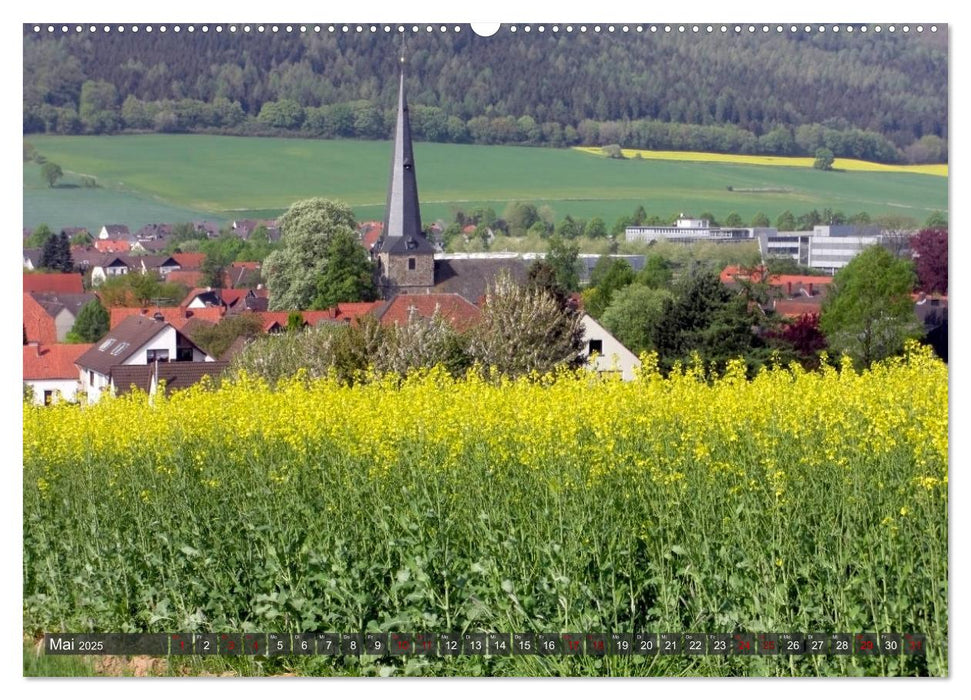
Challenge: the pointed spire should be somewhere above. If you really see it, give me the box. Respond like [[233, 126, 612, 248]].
[[381, 56, 433, 255]]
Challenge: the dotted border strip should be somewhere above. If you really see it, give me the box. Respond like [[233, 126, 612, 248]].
[[29, 24, 940, 35]]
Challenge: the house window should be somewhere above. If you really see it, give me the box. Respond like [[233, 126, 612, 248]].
[[176, 347, 193, 361], [43, 390, 53, 405], [588, 339, 603, 355], [147, 349, 170, 363], [88, 371, 94, 385], [408, 257, 416, 271]]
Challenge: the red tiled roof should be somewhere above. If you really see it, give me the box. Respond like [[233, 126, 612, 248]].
[[166, 270, 205, 287], [720, 265, 831, 293], [94, 239, 131, 253], [110, 306, 225, 331], [23, 293, 58, 344], [334, 301, 384, 320], [769, 274, 833, 288], [23, 343, 93, 380], [229, 261, 261, 271], [23, 273, 84, 295], [376, 293, 481, 331], [256, 310, 340, 331], [774, 298, 824, 318], [360, 222, 384, 250], [172, 253, 206, 270]]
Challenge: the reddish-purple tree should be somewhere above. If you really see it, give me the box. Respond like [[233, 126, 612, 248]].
[[768, 312, 827, 368], [910, 228, 948, 295]]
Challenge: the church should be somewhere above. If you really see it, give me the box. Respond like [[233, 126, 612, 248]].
[[372, 59, 527, 302]]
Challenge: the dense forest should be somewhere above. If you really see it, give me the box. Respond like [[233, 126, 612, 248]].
[[23, 26, 948, 163]]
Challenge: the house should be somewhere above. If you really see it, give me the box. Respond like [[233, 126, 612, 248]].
[[180, 287, 268, 313], [61, 227, 89, 240], [432, 257, 529, 305], [23, 273, 84, 295], [22, 248, 42, 270], [172, 252, 206, 270], [98, 224, 131, 240], [224, 262, 262, 289], [581, 314, 642, 381], [93, 238, 131, 254], [165, 270, 206, 288], [193, 221, 221, 238], [24, 291, 98, 342], [109, 306, 225, 332], [111, 361, 230, 397], [23, 342, 93, 405], [256, 309, 349, 333], [720, 265, 833, 302], [23, 293, 58, 345], [359, 221, 384, 252], [914, 293, 948, 362], [373, 293, 481, 331], [232, 219, 276, 239], [136, 223, 173, 240], [75, 314, 215, 403], [90, 255, 133, 284]]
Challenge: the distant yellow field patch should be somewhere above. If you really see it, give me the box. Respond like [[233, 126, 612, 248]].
[[574, 146, 948, 177]]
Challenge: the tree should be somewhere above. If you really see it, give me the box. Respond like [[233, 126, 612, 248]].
[[41, 162, 63, 188], [813, 147, 835, 171], [312, 229, 378, 309], [776, 210, 797, 231], [601, 284, 674, 355], [40, 231, 72, 272], [265, 198, 357, 310], [636, 254, 673, 289], [189, 313, 264, 359], [819, 245, 922, 369], [910, 228, 948, 295], [751, 212, 771, 228], [924, 211, 948, 230], [503, 201, 540, 236], [70, 230, 93, 246], [70, 299, 110, 343], [584, 217, 607, 239], [545, 235, 581, 292], [25, 224, 53, 249], [79, 80, 120, 133], [585, 257, 634, 318], [768, 313, 827, 369], [723, 211, 744, 228], [469, 271, 584, 378], [652, 271, 766, 374]]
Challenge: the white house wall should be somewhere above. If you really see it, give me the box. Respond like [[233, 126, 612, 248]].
[[581, 314, 642, 381], [25, 379, 82, 405], [124, 326, 179, 365]]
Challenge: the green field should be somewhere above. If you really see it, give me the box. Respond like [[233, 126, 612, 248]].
[[24, 134, 947, 233]]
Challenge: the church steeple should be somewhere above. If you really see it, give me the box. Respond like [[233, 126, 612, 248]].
[[381, 57, 433, 255]]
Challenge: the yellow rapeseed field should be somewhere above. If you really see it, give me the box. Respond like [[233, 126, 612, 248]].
[[574, 146, 948, 177], [23, 344, 948, 676]]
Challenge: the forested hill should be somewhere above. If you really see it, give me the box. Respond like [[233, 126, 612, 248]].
[[23, 26, 948, 163]]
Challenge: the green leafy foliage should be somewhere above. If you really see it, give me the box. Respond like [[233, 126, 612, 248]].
[[265, 198, 357, 311], [40, 231, 72, 272], [819, 245, 922, 368], [40, 161, 63, 188], [312, 230, 378, 310], [70, 299, 110, 343]]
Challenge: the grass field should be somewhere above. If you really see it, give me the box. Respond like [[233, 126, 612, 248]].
[[24, 135, 947, 234], [23, 347, 947, 677]]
